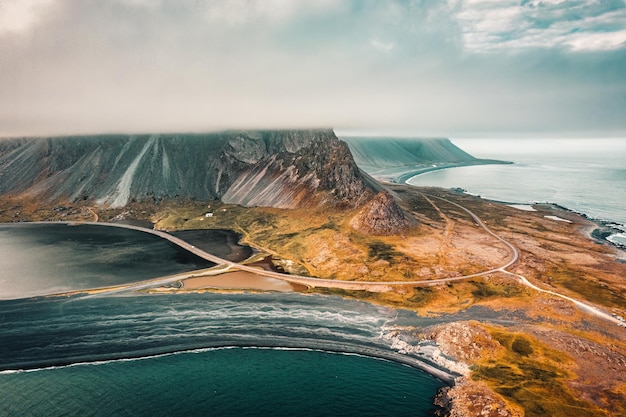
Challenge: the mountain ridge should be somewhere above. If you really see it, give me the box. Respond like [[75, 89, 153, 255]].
[[342, 137, 476, 168], [340, 136, 510, 183], [0, 130, 371, 209]]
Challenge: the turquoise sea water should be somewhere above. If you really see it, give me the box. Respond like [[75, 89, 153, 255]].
[[0, 291, 446, 416], [408, 139, 626, 245], [1, 347, 443, 417]]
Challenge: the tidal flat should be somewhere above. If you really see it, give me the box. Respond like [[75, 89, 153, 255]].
[[0, 223, 215, 299]]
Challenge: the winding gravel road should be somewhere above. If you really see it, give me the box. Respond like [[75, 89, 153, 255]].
[[30, 193, 622, 326]]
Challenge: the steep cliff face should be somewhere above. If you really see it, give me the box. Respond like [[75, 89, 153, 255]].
[[349, 191, 417, 235], [221, 130, 370, 208], [0, 130, 371, 209]]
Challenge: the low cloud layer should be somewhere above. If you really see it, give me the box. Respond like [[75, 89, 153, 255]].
[[1, 0, 625, 137]]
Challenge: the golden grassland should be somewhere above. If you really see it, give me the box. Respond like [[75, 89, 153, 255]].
[[473, 325, 613, 417], [2, 186, 626, 415]]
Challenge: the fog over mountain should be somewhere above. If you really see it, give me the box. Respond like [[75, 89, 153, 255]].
[[1, 1, 625, 138]]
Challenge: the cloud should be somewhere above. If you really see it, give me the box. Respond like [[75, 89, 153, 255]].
[[109, 0, 346, 25], [0, 0, 56, 34], [202, 0, 345, 25], [0, 0, 624, 137], [452, 0, 626, 52], [371, 39, 395, 52], [566, 28, 626, 51]]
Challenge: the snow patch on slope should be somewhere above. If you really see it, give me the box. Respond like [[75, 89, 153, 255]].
[[97, 136, 156, 208], [161, 143, 171, 181]]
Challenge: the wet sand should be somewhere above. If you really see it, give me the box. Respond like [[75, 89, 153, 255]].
[[182, 271, 307, 292]]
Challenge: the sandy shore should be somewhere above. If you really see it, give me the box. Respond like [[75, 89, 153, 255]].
[[391, 159, 511, 184], [182, 271, 307, 292]]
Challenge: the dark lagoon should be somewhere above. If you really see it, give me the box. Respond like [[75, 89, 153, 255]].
[[171, 228, 253, 261], [0, 223, 216, 299]]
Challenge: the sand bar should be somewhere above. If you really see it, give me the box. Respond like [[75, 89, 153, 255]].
[[182, 271, 306, 292]]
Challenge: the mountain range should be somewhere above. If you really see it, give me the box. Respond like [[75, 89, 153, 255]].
[[0, 130, 369, 209], [0, 130, 488, 211]]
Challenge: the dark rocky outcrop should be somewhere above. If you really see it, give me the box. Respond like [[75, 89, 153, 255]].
[[0, 129, 372, 209], [221, 130, 371, 208], [350, 191, 417, 235]]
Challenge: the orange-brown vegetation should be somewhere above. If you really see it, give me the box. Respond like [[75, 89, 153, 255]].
[[2, 185, 626, 416]]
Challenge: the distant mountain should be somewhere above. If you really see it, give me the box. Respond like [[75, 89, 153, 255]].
[[342, 137, 475, 168], [340, 137, 507, 183], [0, 130, 372, 209]]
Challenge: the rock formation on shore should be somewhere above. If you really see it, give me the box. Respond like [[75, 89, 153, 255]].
[[0, 129, 372, 209], [349, 191, 417, 235]]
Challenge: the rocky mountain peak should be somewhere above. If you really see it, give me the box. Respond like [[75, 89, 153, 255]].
[[220, 129, 372, 208], [349, 191, 417, 235], [0, 129, 373, 210], [223, 133, 266, 164]]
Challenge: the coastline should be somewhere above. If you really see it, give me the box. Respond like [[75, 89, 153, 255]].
[[0, 334, 458, 386], [396, 167, 626, 258], [514, 202, 626, 258], [361, 159, 511, 185], [3, 178, 624, 415], [0, 221, 462, 388], [181, 271, 306, 292], [470, 197, 626, 251]]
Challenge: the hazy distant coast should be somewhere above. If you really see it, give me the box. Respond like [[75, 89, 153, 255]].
[[392, 159, 511, 184], [401, 146, 626, 258], [340, 136, 511, 185]]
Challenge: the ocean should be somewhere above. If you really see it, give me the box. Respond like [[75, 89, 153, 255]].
[[0, 293, 446, 416], [408, 138, 626, 246], [0, 347, 443, 417], [0, 226, 447, 416]]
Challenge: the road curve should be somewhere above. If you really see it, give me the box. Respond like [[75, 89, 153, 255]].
[[421, 193, 519, 269], [22, 220, 513, 290], [15, 202, 624, 327], [500, 270, 623, 326], [420, 194, 622, 326]]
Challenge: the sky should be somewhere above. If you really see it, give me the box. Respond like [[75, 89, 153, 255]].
[[454, 137, 626, 156], [1, 0, 625, 138]]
